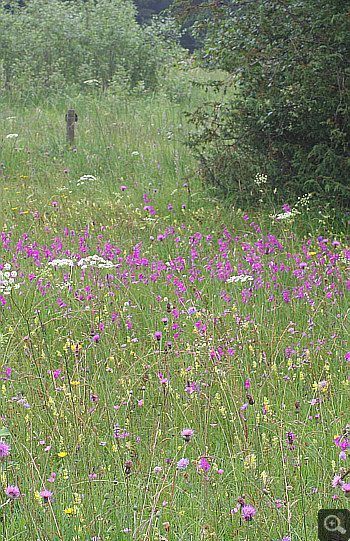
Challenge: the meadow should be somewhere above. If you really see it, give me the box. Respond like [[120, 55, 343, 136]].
[[0, 69, 349, 541]]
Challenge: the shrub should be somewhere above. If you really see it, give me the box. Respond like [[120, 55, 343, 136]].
[[175, 0, 350, 207]]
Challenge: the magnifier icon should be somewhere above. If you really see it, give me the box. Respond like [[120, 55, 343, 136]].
[[324, 514, 346, 535]]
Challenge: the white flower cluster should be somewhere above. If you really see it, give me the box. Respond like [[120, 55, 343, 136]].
[[227, 275, 253, 283], [48, 258, 74, 267], [75, 174, 97, 187], [274, 209, 300, 221], [295, 193, 312, 209], [254, 173, 267, 186], [6, 133, 18, 139], [49, 255, 114, 270], [0, 263, 21, 295], [77, 255, 114, 269]]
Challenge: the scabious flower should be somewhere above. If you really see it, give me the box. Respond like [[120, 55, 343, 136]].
[[241, 504, 257, 521], [153, 466, 162, 474], [177, 458, 189, 470], [5, 485, 20, 499], [39, 489, 53, 502], [181, 428, 194, 442], [331, 476, 342, 489], [0, 441, 11, 457]]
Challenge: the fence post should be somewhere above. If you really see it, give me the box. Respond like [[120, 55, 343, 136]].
[[66, 109, 77, 144]]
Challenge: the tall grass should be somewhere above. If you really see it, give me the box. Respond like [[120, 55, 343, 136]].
[[0, 69, 349, 541]]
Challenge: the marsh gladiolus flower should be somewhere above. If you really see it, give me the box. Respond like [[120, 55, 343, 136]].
[[5, 485, 20, 499]]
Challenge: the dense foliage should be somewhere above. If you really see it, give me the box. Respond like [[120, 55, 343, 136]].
[[0, 0, 181, 96], [174, 0, 350, 207]]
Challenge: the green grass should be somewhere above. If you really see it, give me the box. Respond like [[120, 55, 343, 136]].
[[0, 70, 349, 541]]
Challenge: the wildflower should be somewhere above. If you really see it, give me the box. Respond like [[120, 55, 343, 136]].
[[64, 507, 76, 514], [177, 458, 189, 470], [339, 451, 347, 461], [0, 441, 11, 457], [341, 484, 350, 493], [125, 460, 133, 475], [198, 458, 211, 472], [294, 400, 301, 413], [6, 134, 18, 139], [5, 485, 20, 499], [332, 475, 343, 488], [154, 331, 162, 341], [153, 466, 162, 474], [39, 489, 53, 502], [57, 452, 67, 458], [241, 504, 257, 521], [181, 428, 194, 442], [157, 372, 168, 385]]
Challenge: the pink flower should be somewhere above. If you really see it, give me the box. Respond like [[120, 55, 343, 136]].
[[0, 441, 11, 457], [181, 428, 194, 442], [241, 504, 256, 521], [197, 458, 211, 472], [5, 485, 20, 499], [39, 489, 53, 501], [342, 484, 350, 492]]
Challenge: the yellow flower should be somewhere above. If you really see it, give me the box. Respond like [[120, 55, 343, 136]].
[[70, 381, 80, 386], [64, 507, 76, 515], [58, 452, 67, 458]]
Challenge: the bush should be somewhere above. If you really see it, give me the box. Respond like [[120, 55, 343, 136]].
[[176, 0, 350, 207]]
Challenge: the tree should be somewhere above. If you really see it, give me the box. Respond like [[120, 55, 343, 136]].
[[173, 0, 350, 207]]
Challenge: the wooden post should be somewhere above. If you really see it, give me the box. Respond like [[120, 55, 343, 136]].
[[66, 109, 77, 144]]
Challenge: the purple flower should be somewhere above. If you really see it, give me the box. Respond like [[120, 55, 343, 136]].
[[177, 458, 189, 470], [154, 331, 162, 341], [0, 441, 11, 457], [332, 475, 342, 488], [5, 485, 20, 499], [181, 428, 194, 442], [39, 489, 53, 501], [198, 458, 211, 472], [241, 504, 256, 521], [342, 484, 350, 492]]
